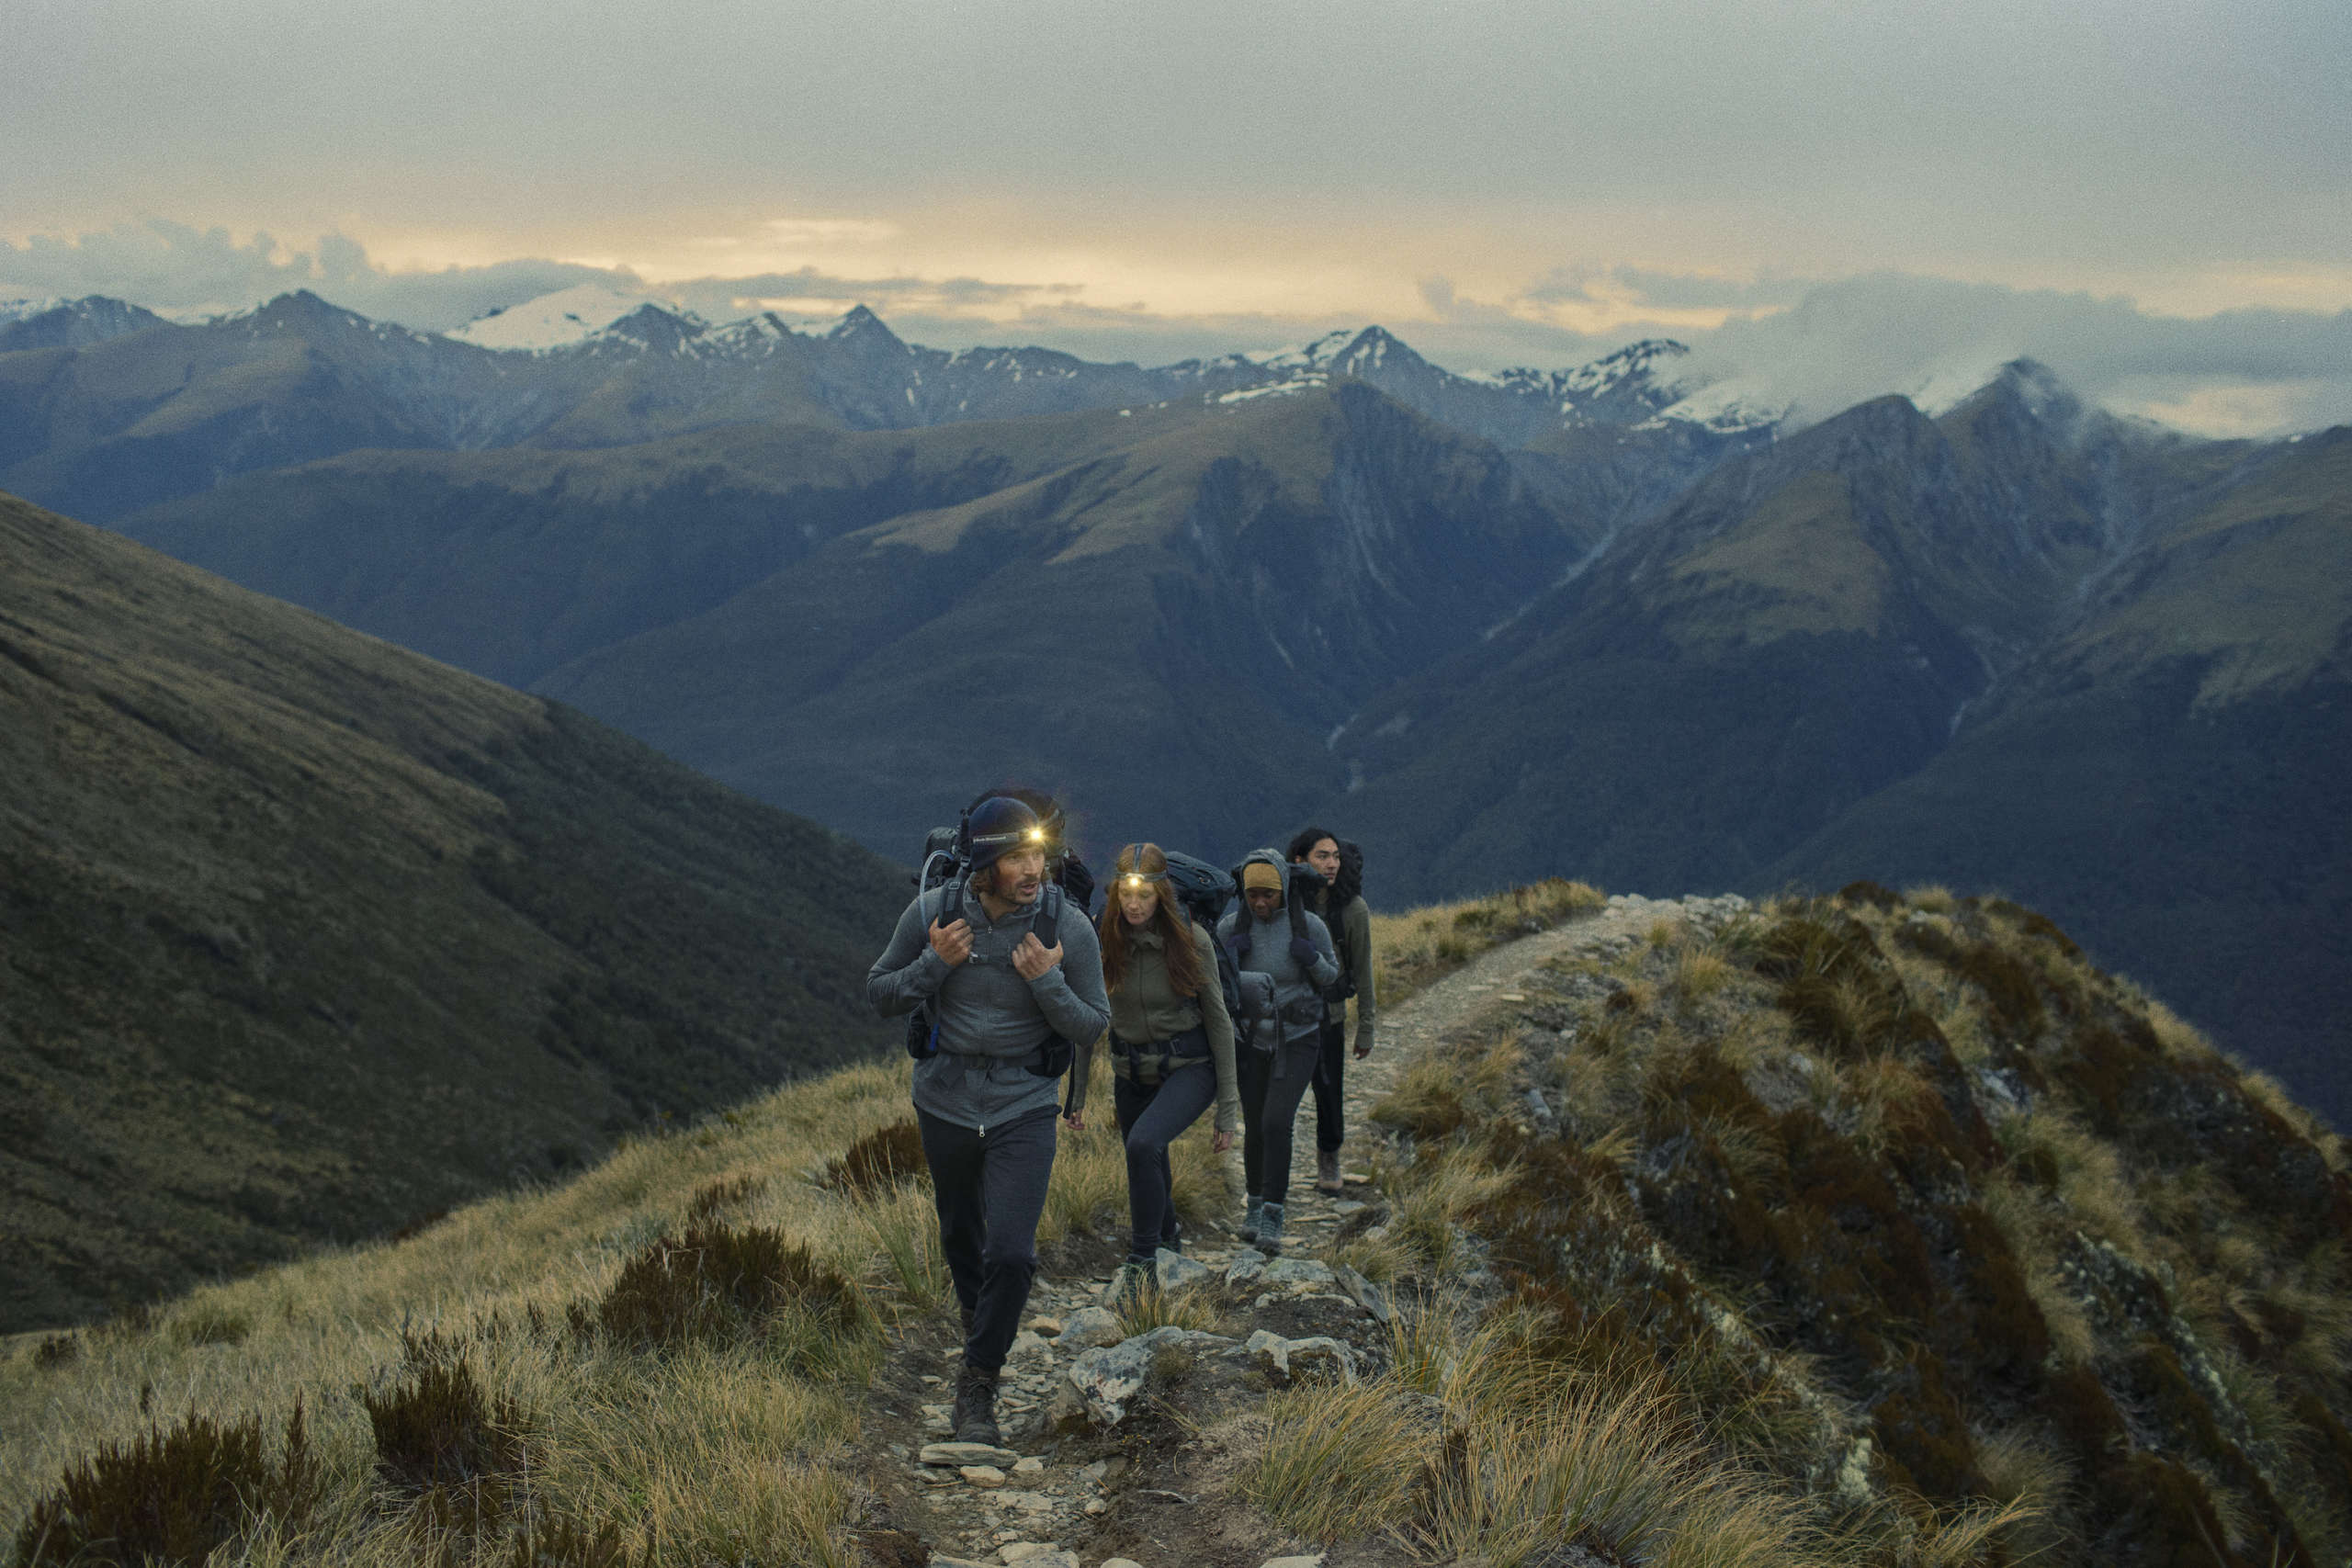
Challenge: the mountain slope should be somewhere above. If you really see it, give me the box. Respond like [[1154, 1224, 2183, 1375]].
[[1766, 426, 2352, 1127], [536, 383, 1599, 857], [0, 491, 905, 1331]]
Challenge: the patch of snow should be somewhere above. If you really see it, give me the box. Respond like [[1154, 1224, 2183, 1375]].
[[1645, 376, 1787, 434], [1214, 379, 1322, 404], [448, 285, 668, 351]]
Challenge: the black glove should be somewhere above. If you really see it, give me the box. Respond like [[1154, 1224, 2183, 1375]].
[[1288, 935, 1318, 968]]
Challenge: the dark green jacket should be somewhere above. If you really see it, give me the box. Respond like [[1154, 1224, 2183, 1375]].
[[1070, 919, 1239, 1135], [1309, 887, 1377, 1054]]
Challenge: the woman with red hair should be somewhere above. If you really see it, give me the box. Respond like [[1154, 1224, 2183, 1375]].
[[1069, 842, 1238, 1299]]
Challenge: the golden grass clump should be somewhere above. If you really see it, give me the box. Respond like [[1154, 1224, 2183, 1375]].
[[1369, 878, 1603, 1009]]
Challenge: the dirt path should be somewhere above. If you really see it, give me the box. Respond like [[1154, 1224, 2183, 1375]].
[[1276, 891, 1749, 1219]]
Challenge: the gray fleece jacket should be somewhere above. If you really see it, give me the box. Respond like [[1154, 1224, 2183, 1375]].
[[1216, 868, 1338, 1050], [867, 880, 1110, 1133]]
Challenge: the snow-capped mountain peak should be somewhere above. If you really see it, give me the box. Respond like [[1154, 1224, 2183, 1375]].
[[447, 285, 674, 352]]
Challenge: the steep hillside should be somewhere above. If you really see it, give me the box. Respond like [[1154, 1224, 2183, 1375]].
[[534, 383, 1599, 858], [0, 492, 905, 1331], [1768, 427, 2352, 1128], [1325, 370, 2188, 893]]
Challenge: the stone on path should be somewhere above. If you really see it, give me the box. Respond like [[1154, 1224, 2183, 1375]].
[[1100, 1560, 1145, 1568], [1024, 1314, 1064, 1336], [1225, 1252, 1268, 1287], [960, 1465, 1006, 1487], [1154, 1247, 1214, 1292], [1262, 1258, 1335, 1287], [922, 1440, 1020, 1467], [1047, 1325, 1232, 1427], [1331, 1261, 1393, 1323], [997, 1549, 1080, 1568], [1056, 1306, 1125, 1348], [1011, 1455, 1045, 1476], [1244, 1329, 1358, 1383], [1261, 1556, 1328, 1568]]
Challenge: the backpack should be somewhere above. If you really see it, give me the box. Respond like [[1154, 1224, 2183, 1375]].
[[1159, 851, 1256, 1050], [1321, 839, 1366, 1003], [904, 792, 1083, 1079]]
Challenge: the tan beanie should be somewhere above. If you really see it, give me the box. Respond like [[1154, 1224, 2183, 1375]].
[[1241, 862, 1283, 894]]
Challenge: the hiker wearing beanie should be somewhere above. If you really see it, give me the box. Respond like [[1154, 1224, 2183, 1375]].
[[866, 795, 1110, 1448], [1288, 827, 1375, 1196], [1217, 850, 1338, 1253], [1067, 843, 1240, 1303]]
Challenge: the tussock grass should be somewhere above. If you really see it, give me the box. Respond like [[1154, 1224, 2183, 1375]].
[[1368, 878, 1603, 1009], [0, 1058, 927, 1566], [1111, 1283, 1222, 1338]]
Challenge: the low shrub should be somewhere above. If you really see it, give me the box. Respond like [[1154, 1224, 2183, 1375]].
[[364, 1335, 526, 1499], [575, 1221, 868, 1349], [10, 1401, 320, 1568], [821, 1120, 929, 1199], [684, 1173, 769, 1223]]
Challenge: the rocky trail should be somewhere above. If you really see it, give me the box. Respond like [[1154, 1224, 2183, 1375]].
[[853, 894, 1748, 1568]]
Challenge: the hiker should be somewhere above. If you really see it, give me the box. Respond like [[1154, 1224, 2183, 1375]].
[[1218, 851, 1338, 1253], [1067, 843, 1240, 1303], [1288, 827, 1376, 1196], [866, 795, 1110, 1447]]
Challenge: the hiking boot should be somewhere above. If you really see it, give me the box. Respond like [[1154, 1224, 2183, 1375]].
[[1258, 1202, 1285, 1254], [951, 1362, 1001, 1447], [1239, 1195, 1264, 1244], [1316, 1149, 1344, 1195]]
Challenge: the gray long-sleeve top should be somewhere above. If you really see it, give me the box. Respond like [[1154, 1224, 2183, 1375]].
[[867, 881, 1110, 1132], [1216, 904, 1337, 1050]]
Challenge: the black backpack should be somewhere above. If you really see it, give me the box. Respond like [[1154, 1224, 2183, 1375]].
[[1322, 839, 1366, 1002], [916, 788, 1094, 915], [1159, 851, 1254, 1049]]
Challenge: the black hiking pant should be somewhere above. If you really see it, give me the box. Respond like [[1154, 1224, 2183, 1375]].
[[917, 1104, 1057, 1374], [1113, 1061, 1217, 1264], [1238, 1038, 1318, 1207], [1310, 1016, 1348, 1153]]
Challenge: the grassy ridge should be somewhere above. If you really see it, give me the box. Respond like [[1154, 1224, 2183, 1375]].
[[1295, 886, 2352, 1564], [0, 492, 906, 1330]]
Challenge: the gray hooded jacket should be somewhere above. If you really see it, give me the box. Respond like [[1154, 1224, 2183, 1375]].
[[1216, 852, 1338, 1051], [867, 879, 1110, 1133]]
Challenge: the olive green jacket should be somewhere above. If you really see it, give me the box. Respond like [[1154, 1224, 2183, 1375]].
[[1310, 888, 1377, 1054], [1069, 919, 1239, 1135]]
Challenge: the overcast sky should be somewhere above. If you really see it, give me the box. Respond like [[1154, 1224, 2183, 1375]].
[[6, 0, 2348, 434]]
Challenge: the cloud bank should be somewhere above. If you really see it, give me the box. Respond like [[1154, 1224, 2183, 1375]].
[[5, 224, 2347, 439]]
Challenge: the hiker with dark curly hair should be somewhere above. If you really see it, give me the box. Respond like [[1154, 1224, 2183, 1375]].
[[1068, 843, 1240, 1304], [1288, 826, 1375, 1195], [866, 794, 1109, 1448]]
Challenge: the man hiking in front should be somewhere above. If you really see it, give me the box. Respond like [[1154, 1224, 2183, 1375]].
[[867, 795, 1110, 1447]]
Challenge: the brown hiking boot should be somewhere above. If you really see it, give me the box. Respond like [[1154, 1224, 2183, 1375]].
[[951, 1362, 1001, 1447], [1316, 1149, 1344, 1195]]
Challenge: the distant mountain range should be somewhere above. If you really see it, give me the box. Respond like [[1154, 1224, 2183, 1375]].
[[1, 289, 2343, 1128], [0, 491, 905, 1330]]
